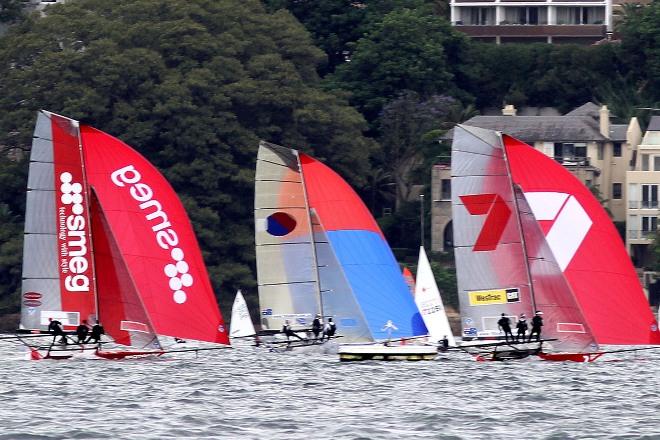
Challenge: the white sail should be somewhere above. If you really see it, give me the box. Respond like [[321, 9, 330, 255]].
[[230, 290, 256, 338], [414, 246, 456, 346]]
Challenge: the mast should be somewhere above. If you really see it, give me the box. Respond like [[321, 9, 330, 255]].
[[500, 132, 537, 314], [76, 121, 100, 322], [295, 150, 324, 320]]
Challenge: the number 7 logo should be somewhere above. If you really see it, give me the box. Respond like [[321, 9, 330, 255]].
[[459, 194, 511, 251]]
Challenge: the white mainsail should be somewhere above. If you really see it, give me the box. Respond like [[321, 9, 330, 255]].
[[230, 290, 256, 338], [414, 246, 456, 346]]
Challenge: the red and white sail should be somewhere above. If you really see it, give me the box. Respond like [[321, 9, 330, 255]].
[[21, 111, 97, 330], [81, 125, 228, 345], [90, 191, 160, 348], [504, 134, 660, 345]]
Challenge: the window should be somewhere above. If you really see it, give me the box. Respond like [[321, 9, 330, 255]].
[[597, 144, 604, 160], [574, 143, 587, 158], [642, 184, 658, 208], [654, 156, 660, 171], [642, 216, 657, 235], [613, 142, 622, 157], [441, 179, 451, 200], [612, 183, 622, 199], [440, 179, 451, 200], [642, 154, 650, 171]]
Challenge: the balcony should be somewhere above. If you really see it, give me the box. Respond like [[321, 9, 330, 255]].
[[628, 201, 660, 209], [628, 230, 658, 240], [457, 24, 606, 38]]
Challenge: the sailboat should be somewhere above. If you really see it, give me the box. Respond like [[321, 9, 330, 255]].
[[229, 290, 256, 340], [254, 141, 429, 356], [16, 111, 229, 359], [414, 246, 456, 346], [451, 124, 660, 361]]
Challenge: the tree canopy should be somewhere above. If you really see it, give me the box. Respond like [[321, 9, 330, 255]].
[[0, 0, 376, 316]]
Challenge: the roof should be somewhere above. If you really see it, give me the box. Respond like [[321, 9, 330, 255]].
[[609, 124, 628, 142], [444, 115, 607, 142], [564, 102, 600, 117], [648, 116, 660, 132]]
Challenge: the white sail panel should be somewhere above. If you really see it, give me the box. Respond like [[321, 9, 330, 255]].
[[24, 191, 56, 234], [230, 290, 256, 338], [414, 246, 456, 345], [27, 162, 54, 190]]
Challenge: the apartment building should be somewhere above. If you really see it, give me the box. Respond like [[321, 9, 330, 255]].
[[431, 102, 641, 252], [627, 116, 660, 268], [450, 0, 613, 44]]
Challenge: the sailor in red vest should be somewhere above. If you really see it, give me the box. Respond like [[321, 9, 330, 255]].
[[75, 320, 90, 344], [47, 317, 67, 345], [497, 313, 513, 342], [528, 311, 544, 342]]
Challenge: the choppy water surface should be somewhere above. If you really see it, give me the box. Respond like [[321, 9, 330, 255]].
[[0, 342, 659, 439]]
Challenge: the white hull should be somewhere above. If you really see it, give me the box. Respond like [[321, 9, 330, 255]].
[[338, 343, 438, 361]]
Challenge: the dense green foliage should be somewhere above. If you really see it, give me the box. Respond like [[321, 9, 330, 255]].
[[1, 0, 660, 322], [0, 0, 375, 316]]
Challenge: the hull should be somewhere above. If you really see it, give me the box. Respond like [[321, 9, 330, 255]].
[[338, 344, 438, 362]]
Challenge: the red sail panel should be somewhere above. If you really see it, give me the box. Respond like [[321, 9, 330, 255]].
[[298, 153, 383, 236], [90, 192, 160, 349], [81, 126, 228, 345], [504, 134, 660, 345], [51, 114, 97, 328]]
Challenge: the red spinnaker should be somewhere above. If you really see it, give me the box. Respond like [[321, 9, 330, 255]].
[[81, 127, 228, 345], [504, 135, 660, 345]]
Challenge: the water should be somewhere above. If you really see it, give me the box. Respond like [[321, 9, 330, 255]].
[[0, 342, 659, 439]]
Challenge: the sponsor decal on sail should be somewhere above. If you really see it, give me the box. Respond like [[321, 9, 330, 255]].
[[523, 191, 592, 272], [57, 171, 92, 292], [468, 288, 520, 306], [460, 193, 511, 251], [111, 165, 194, 305]]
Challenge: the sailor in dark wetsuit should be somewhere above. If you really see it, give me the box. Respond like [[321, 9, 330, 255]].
[[312, 314, 323, 340], [47, 318, 67, 344], [497, 313, 513, 342], [86, 321, 105, 345], [516, 314, 528, 343], [75, 320, 89, 344], [322, 318, 337, 341], [282, 320, 304, 341], [438, 335, 450, 352], [528, 311, 544, 342]]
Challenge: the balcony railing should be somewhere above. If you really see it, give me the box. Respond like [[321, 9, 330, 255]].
[[628, 200, 660, 209], [628, 230, 658, 240], [553, 156, 590, 166]]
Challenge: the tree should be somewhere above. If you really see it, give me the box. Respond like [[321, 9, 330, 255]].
[[0, 0, 23, 24], [377, 91, 455, 210], [0, 0, 375, 316], [326, 7, 469, 123]]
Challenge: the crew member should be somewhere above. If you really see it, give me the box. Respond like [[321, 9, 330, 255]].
[[282, 320, 304, 341], [75, 320, 89, 344], [312, 314, 323, 340], [497, 313, 513, 342], [439, 335, 450, 351], [528, 311, 544, 342], [322, 318, 337, 341], [47, 317, 67, 345], [516, 314, 528, 343], [86, 320, 105, 345]]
